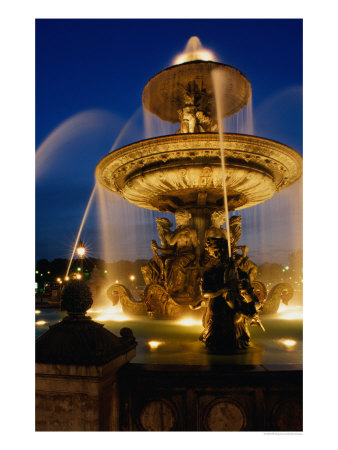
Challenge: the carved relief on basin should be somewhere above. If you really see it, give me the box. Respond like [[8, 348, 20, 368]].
[[96, 133, 302, 213]]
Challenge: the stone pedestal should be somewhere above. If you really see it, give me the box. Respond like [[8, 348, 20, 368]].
[[36, 350, 135, 431], [35, 280, 137, 431]]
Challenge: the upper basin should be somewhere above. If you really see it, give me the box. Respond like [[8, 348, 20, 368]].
[[142, 60, 252, 122]]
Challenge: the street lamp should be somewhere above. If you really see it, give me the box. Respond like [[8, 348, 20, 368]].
[[129, 274, 136, 290], [76, 240, 86, 273]]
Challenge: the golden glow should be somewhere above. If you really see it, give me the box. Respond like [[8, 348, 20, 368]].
[[115, 280, 119, 283], [65, 276, 70, 281], [174, 49, 216, 65], [129, 275, 135, 281], [148, 340, 163, 350], [279, 339, 297, 348], [90, 306, 131, 322], [36, 320, 47, 326], [176, 317, 201, 326], [277, 304, 303, 320], [77, 246, 85, 257], [35, 310, 41, 314], [76, 274, 82, 280]]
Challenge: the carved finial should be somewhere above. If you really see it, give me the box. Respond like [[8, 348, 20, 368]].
[[61, 279, 93, 316]]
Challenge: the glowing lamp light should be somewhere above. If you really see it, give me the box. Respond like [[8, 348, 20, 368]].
[[129, 275, 135, 281], [104, 270, 108, 274], [115, 280, 119, 284], [76, 240, 86, 257], [35, 270, 39, 274], [177, 318, 201, 326], [277, 304, 303, 320], [279, 339, 297, 348], [148, 340, 162, 350], [76, 273, 82, 279], [36, 320, 47, 326], [35, 310, 41, 314], [65, 276, 70, 281]]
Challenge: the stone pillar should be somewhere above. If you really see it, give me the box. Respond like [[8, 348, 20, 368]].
[[36, 348, 135, 431], [35, 279, 137, 431]]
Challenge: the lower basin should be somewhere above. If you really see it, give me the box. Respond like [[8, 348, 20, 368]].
[[35, 306, 302, 367]]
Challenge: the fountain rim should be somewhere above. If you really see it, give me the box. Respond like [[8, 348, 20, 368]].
[[143, 59, 251, 91], [95, 131, 302, 213], [96, 131, 303, 171]]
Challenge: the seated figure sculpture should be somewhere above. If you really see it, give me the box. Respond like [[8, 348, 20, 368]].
[[161, 209, 200, 295], [141, 218, 175, 285], [142, 209, 200, 298], [198, 237, 263, 353]]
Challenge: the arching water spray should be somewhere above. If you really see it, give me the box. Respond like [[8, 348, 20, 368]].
[[35, 109, 122, 178], [108, 106, 143, 153], [66, 184, 97, 277], [212, 69, 232, 258]]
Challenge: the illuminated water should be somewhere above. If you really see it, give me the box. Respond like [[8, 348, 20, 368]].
[[173, 36, 216, 65], [35, 307, 302, 367]]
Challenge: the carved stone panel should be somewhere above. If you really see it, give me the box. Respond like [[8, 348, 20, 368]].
[[139, 399, 177, 431], [203, 398, 246, 431]]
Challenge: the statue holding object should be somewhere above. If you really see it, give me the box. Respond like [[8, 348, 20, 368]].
[[198, 237, 264, 352]]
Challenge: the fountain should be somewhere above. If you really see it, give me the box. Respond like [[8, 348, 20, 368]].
[[95, 41, 302, 335], [36, 33, 303, 431]]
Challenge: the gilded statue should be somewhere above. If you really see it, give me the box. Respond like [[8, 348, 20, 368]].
[[204, 212, 258, 282], [177, 85, 218, 133], [198, 237, 264, 353], [142, 209, 200, 298], [141, 218, 174, 285], [161, 209, 200, 294], [229, 215, 258, 282]]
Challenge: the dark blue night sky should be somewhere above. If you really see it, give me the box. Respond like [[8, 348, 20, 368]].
[[35, 19, 302, 263]]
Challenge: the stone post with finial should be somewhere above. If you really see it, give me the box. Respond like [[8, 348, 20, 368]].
[[35, 279, 137, 431]]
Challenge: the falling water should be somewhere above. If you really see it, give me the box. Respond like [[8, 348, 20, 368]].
[[222, 96, 254, 135], [212, 69, 232, 257], [237, 178, 303, 265], [63, 107, 146, 276], [96, 183, 174, 266], [65, 184, 97, 277], [143, 107, 177, 139]]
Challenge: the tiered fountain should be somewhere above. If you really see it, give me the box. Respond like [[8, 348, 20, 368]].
[[36, 37, 303, 431], [95, 39, 302, 323]]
